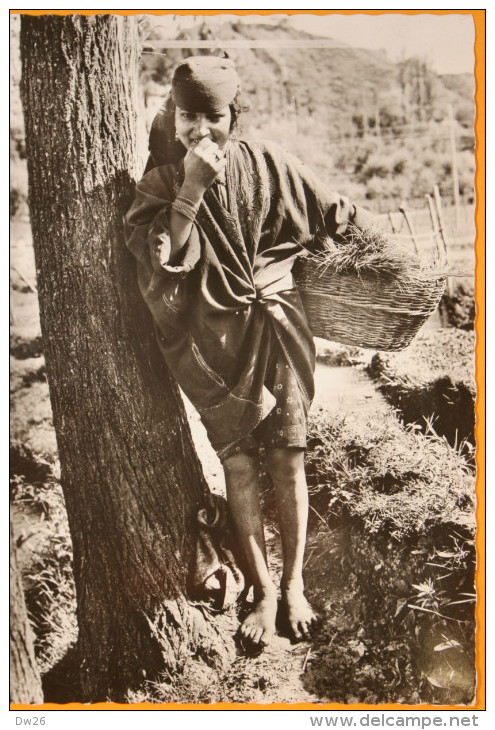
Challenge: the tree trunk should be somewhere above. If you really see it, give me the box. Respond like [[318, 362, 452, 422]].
[[20, 14, 234, 702], [10, 522, 44, 705]]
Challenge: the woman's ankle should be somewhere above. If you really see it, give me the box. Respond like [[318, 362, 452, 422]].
[[253, 583, 278, 603], [280, 577, 305, 595]]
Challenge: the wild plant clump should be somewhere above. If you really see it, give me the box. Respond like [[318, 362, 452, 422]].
[[440, 279, 476, 330], [10, 445, 77, 674], [305, 408, 476, 540]]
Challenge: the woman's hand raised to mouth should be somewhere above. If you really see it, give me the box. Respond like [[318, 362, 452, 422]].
[[183, 137, 227, 195]]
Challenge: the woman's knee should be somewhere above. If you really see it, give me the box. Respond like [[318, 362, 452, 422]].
[[223, 450, 259, 490], [265, 447, 305, 485]]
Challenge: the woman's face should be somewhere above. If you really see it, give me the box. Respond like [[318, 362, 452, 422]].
[[174, 105, 232, 151]]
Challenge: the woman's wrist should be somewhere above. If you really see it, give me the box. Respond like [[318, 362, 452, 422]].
[[171, 196, 200, 222], [178, 179, 207, 206], [170, 179, 206, 224]]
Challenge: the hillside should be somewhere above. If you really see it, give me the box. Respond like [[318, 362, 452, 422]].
[[140, 19, 476, 209], [11, 16, 476, 216]]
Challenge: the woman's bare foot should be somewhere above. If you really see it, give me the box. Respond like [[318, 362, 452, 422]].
[[240, 592, 278, 647], [280, 585, 318, 640]]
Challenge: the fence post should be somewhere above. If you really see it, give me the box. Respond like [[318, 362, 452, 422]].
[[398, 202, 420, 255], [433, 185, 452, 295], [388, 211, 398, 234], [448, 104, 461, 229], [426, 193, 446, 265]]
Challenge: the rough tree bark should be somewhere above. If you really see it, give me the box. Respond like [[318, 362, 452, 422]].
[[10, 522, 44, 705], [20, 14, 234, 701]]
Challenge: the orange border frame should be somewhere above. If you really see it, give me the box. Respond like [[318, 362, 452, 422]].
[[9, 8, 486, 713]]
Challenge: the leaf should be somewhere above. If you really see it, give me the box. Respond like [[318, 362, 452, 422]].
[[425, 673, 451, 689], [425, 655, 475, 693], [395, 598, 407, 617], [447, 598, 476, 606], [433, 640, 462, 652]]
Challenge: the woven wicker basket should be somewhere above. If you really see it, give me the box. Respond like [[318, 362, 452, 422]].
[[293, 257, 446, 351]]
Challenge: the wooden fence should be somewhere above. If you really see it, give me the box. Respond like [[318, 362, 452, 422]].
[[378, 189, 475, 275]]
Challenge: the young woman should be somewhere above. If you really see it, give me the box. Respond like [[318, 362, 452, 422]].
[[125, 55, 373, 648]]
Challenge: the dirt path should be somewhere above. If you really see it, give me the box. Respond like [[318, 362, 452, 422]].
[[314, 362, 390, 415]]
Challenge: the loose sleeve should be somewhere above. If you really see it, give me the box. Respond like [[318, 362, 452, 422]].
[[124, 165, 201, 335], [263, 143, 376, 251], [125, 165, 201, 279]]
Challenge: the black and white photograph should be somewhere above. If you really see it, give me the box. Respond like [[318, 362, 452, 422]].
[[9, 9, 484, 710]]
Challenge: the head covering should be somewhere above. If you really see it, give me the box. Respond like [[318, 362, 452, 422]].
[[172, 55, 240, 114]]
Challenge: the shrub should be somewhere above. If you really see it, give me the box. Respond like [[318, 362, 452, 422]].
[[305, 408, 475, 539], [440, 280, 475, 330]]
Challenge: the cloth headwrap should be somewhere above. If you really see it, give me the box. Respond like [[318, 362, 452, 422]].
[[172, 55, 240, 113]]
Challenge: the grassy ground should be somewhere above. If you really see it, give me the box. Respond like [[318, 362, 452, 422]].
[[10, 219, 478, 705]]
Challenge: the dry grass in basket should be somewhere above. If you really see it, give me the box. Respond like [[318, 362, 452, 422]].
[[308, 225, 442, 283]]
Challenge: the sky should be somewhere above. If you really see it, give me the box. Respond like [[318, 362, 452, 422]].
[[290, 13, 475, 75], [151, 12, 475, 76]]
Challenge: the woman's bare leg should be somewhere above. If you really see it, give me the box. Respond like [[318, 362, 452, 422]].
[[223, 451, 277, 646], [265, 447, 317, 639]]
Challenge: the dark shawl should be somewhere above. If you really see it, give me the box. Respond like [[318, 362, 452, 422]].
[[125, 139, 370, 456]]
